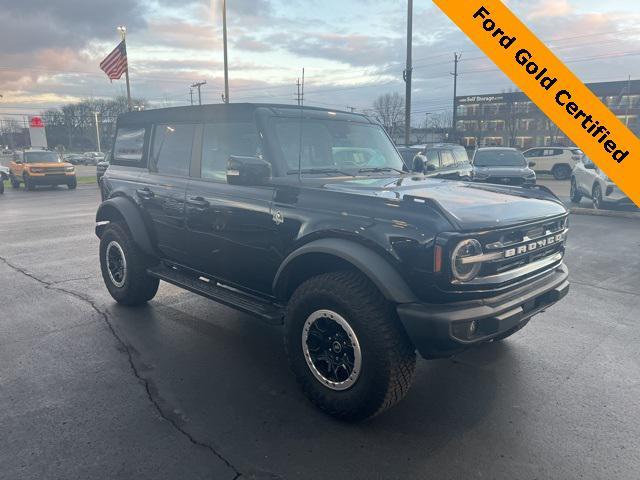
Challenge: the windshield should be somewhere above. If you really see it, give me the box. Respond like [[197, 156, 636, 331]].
[[24, 151, 62, 164], [271, 118, 405, 174], [474, 150, 526, 167]]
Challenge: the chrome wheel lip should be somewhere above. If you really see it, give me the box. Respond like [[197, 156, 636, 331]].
[[106, 240, 127, 288], [302, 309, 362, 391]]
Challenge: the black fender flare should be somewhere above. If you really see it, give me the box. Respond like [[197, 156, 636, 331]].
[[273, 238, 417, 304], [95, 196, 155, 256]]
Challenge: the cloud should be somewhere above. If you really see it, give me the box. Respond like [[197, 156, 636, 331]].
[[526, 0, 573, 20], [0, 0, 147, 54]]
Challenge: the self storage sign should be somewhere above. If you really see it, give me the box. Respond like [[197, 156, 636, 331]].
[[433, 0, 640, 207]]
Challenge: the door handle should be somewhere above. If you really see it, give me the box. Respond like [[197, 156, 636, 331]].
[[136, 187, 154, 199], [187, 196, 210, 208]]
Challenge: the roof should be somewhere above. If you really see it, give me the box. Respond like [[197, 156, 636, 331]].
[[476, 147, 519, 151], [117, 102, 372, 126]]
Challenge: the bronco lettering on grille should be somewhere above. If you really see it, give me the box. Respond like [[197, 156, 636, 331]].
[[504, 232, 564, 258]]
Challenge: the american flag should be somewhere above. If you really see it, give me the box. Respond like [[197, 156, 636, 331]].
[[100, 41, 128, 81]]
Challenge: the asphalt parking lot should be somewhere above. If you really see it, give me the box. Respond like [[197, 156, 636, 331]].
[[1, 185, 639, 480]]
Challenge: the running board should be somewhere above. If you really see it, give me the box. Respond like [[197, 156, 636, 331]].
[[147, 264, 284, 325]]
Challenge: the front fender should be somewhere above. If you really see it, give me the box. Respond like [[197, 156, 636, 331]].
[[273, 238, 417, 304], [95, 196, 155, 256]]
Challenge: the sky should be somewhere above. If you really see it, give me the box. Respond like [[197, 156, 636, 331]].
[[0, 0, 639, 124]]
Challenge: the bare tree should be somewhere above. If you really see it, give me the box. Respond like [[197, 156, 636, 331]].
[[41, 96, 147, 151], [372, 93, 405, 138]]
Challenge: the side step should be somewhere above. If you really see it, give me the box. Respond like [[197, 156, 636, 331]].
[[147, 264, 284, 325]]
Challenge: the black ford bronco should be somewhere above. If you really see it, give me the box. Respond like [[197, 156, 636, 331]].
[[96, 104, 570, 420]]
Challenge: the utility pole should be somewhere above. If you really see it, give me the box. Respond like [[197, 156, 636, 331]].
[[117, 26, 132, 112], [191, 81, 206, 105], [93, 111, 101, 152], [424, 112, 431, 142], [222, 0, 230, 103], [296, 77, 302, 106], [403, 0, 413, 147], [189, 88, 194, 106], [625, 75, 632, 127], [451, 52, 462, 140]]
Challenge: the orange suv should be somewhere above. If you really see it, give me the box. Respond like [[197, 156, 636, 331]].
[[9, 149, 77, 190]]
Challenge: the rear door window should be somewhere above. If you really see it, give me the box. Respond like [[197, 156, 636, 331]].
[[151, 124, 196, 177], [439, 150, 455, 168], [452, 148, 470, 164]]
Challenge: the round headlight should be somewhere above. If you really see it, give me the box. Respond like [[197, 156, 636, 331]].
[[451, 239, 483, 282]]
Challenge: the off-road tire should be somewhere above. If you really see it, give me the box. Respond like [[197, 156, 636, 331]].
[[592, 183, 603, 210], [0, 180, 4, 194], [552, 164, 571, 180], [491, 318, 531, 342], [99, 221, 159, 305], [285, 270, 416, 421], [569, 177, 582, 204], [67, 178, 77, 190]]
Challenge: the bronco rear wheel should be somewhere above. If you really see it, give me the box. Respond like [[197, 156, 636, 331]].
[[285, 270, 416, 421], [99, 222, 159, 305]]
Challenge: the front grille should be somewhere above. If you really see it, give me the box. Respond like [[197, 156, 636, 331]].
[[448, 214, 568, 289], [485, 176, 525, 186], [43, 168, 67, 174]]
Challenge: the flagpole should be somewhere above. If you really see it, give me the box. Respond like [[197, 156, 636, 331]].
[[222, 0, 229, 103], [118, 26, 132, 111]]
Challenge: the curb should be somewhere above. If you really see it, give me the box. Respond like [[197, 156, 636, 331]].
[[569, 207, 640, 219]]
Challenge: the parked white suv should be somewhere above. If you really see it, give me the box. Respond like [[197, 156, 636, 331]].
[[570, 156, 633, 209], [523, 147, 583, 180]]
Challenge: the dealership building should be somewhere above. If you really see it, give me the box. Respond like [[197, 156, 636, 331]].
[[454, 79, 640, 149]]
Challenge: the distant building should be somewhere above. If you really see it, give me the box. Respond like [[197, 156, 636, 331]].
[[454, 79, 640, 149]]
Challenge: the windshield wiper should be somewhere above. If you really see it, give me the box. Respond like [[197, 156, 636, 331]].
[[357, 167, 405, 174], [287, 168, 355, 177]]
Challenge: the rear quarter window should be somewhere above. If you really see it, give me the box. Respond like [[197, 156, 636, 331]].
[[112, 126, 148, 166]]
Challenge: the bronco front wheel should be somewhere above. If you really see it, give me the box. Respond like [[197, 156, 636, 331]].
[[285, 271, 416, 421]]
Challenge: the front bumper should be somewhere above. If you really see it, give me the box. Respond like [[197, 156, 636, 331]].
[[604, 184, 636, 208], [397, 263, 569, 358], [28, 173, 76, 185]]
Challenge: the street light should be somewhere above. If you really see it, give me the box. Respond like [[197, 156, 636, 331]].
[[93, 112, 101, 153]]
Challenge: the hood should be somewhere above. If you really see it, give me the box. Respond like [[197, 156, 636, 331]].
[[26, 162, 72, 168], [322, 175, 566, 231], [473, 165, 534, 177]]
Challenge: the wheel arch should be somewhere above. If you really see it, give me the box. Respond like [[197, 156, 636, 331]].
[[273, 238, 417, 304], [96, 196, 155, 256]]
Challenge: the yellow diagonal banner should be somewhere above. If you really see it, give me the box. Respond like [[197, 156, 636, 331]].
[[433, 0, 640, 207]]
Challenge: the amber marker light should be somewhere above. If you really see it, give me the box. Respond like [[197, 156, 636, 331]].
[[434, 244, 443, 273]]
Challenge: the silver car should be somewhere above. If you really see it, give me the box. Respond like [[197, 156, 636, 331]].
[[570, 156, 633, 209]]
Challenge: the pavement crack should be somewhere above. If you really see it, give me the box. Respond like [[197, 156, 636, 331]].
[[0, 255, 242, 479], [571, 279, 639, 298]]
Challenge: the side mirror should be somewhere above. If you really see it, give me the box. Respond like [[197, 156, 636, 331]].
[[584, 162, 595, 170], [227, 156, 271, 186], [528, 161, 536, 168], [412, 156, 425, 173], [425, 163, 437, 172]]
